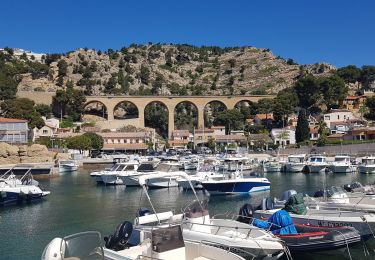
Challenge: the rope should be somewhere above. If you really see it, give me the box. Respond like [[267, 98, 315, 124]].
[[332, 229, 352, 260]]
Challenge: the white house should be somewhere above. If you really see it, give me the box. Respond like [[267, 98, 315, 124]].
[[323, 109, 355, 128], [271, 127, 296, 147], [31, 125, 56, 141]]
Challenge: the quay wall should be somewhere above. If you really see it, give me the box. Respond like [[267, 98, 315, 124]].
[[276, 143, 375, 156]]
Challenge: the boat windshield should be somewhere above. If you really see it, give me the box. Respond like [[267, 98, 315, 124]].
[[363, 159, 375, 165], [109, 164, 119, 171], [328, 186, 345, 196], [288, 157, 303, 163], [311, 157, 325, 163], [57, 231, 104, 260], [156, 164, 180, 172], [335, 157, 348, 162]]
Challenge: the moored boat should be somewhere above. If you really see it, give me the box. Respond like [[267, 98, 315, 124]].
[[358, 156, 375, 174]]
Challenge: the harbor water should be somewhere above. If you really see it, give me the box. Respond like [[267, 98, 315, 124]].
[[1, 165, 375, 260]]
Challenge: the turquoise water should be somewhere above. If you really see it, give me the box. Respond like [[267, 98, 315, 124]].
[[1, 165, 375, 260]]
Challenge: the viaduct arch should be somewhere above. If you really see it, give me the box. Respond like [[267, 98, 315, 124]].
[[84, 95, 275, 137]]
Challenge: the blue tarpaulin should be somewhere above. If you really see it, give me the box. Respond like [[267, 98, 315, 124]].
[[253, 209, 297, 235]]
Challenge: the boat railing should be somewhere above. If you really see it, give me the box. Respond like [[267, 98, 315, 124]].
[[183, 216, 282, 238], [197, 239, 258, 259]]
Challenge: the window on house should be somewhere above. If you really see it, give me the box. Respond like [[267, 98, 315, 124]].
[[324, 116, 330, 120], [43, 130, 48, 134], [337, 115, 340, 120]]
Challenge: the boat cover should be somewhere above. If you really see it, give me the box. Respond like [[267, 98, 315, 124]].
[[253, 209, 297, 235], [284, 193, 307, 215]]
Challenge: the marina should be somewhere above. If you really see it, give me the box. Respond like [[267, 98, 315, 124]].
[[2, 160, 375, 259]]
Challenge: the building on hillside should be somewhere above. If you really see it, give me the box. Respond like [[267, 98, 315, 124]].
[[348, 127, 375, 140], [309, 127, 320, 141], [329, 120, 364, 134], [0, 117, 28, 143], [340, 95, 367, 111], [254, 113, 274, 125], [211, 125, 226, 135], [98, 132, 154, 153], [230, 130, 245, 136], [169, 130, 192, 148], [31, 125, 55, 142], [194, 128, 215, 146], [0, 48, 45, 62], [214, 135, 247, 146], [30, 117, 60, 141], [271, 127, 296, 146], [288, 114, 298, 127], [323, 109, 355, 128]]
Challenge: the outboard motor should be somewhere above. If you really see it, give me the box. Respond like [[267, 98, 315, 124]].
[[138, 207, 151, 217], [280, 190, 297, 202], [104, 221, 133, 251], [237, 203, 254, 224]]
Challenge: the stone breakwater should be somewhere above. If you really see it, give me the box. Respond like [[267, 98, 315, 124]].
[[0, 143, 68, 164]]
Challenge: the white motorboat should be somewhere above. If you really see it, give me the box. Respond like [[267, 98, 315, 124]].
[[117, 162, 157, 187], [144, 162, 183, 188], [304, 154, 329, 173], [58, 160, 79, 172], [137, 173, 286, 259], [177, 171, 223, 190], [305, 186, 375, 213], [284, 154, 306, 172], [90, 161, 139, 185], [329, 155, 357, 173], [262, 159, 282, 173], [0, 170, 50, 206], [42, 227, 247, 260], [358, 156, 375, 174]]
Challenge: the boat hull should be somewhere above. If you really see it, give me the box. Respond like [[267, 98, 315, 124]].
[[178, 179, 203, 190], [201, 179, 270, 195], [145, 178, 178, 189], [331, 165, 357, 173], [285, 164, 305, 172], [279, 224, 361, 252], [101, 174, 123, 185], [358, 165, 375, 174]]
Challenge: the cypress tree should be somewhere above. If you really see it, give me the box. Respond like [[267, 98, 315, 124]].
[[295, 109, 309, 143]]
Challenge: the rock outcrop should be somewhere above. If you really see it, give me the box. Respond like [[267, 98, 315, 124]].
[[0, 143, 61, 164]]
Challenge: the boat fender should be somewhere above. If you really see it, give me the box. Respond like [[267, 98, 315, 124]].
[[104, 221, 133, 251]]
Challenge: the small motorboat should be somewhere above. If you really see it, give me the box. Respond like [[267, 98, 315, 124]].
[[0, 170, 50, 206], [58, 160, 79, 173], [284, 154, 306, 172], [144, 162, 183, 188], [358, 156, 375, 174], [237, 203, 361, 252], [303, 154, 329, 173], [329, 155, 357, 173], [42, 225, 247, 260], [278, 224, 360, 252]]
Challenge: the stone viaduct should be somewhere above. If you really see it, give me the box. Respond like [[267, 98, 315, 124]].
[[84, 95, 275, 137]]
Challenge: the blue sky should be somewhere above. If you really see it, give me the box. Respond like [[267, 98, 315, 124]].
[[1, 0, 374, 67]]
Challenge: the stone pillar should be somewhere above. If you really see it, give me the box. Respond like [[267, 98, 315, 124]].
[[168, 107, 175, 138], [138, 105, 145, 128], [197, 106, 205, 129], [106, 103, 115, 121]]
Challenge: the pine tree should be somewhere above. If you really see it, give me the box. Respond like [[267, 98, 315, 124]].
[[295, 109, 309, 143]]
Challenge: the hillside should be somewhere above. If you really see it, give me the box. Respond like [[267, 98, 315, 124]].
[[14, 44, 335, 96]]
